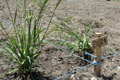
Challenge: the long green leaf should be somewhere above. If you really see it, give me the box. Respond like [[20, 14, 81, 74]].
[[55, 0, 61, 10]]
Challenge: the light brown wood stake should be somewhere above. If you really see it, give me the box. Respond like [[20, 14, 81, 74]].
[[92, 32, 108, 77], [94, 33, 102, 77]]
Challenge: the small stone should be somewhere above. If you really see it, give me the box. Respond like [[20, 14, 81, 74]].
[[71, 74, 75, 78], [71, 74, 76, 80], [91, 77, 97, 80], [117, 67, 120, 70], [77, 77, 80, 80]]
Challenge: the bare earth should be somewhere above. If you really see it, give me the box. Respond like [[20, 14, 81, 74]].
[[1, 0, 120, 80]]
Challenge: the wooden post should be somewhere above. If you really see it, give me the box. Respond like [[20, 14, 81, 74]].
[[92, 33, 108, 77], [94, 33, 102, 77]]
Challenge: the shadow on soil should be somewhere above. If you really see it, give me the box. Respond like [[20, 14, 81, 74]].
[[28, 72, 51, 80], [6, 71, 51, 80], [100, 74, 114, 80]]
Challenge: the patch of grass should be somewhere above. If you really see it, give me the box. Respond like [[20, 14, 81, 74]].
[[51, 18, 94, 54], [0, 0, 61, 79]]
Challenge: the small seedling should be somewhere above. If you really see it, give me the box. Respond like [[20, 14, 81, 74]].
[[51, 18, 94, 62]]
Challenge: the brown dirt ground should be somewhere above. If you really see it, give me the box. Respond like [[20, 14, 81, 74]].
[[1, 0, 120, 80]]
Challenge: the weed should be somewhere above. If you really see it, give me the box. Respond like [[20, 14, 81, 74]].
[[51, 17, 94, 54]]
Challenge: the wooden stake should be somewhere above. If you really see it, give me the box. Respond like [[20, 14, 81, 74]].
[[92, 32, 108, 77], [94, 33, 102, 77]]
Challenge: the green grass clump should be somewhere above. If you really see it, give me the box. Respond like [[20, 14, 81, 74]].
[[51, 19, 94, 54], [0, 0, 61, 79]]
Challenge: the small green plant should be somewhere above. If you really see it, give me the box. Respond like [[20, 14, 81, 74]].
[[0, 0, 61, 79], [51, 19, 94, 54]]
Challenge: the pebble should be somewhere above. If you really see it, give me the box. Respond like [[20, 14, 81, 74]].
[[117, 66, 120, 70], [91, 77, 97, 80], [71, 74, 76, 80]]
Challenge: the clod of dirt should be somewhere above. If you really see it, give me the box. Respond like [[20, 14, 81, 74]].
[[79, 19, 104, 28], [44, 46, 59, 53], [101, 74, 114, 80]]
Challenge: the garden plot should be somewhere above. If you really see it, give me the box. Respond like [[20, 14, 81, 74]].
[[1, 0, 120, 80]]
